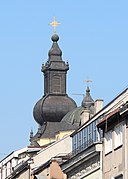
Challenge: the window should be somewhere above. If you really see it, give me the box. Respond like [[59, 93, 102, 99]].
[[87, 125, 90, 142], [115, 174, 123, 179], [72, 119, 100, 156], [92, 121, 97, 142], [83, 127, 87, 148], [72, 135, 77, 152], [52, 76, 61, 93], [114, 124, 122, 149], [104, 130, 112, 154], [78, 131, 82, 147], [88, 123, 92, 141]]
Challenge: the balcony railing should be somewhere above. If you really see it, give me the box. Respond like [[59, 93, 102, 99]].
[[72, 139, 94, 156]]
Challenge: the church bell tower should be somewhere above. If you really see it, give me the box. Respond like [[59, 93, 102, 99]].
[[33, 18, 77, 128]]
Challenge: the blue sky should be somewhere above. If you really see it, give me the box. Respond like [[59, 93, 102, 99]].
[[0, 0, 128, 159]]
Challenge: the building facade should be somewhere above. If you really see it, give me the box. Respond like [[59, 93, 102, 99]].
[[97, 89, 128, 179], [0, 146, 41, 179], [0, 135, 72, 179], [61, 89, 128, 179], [61, 106, 103, 179]]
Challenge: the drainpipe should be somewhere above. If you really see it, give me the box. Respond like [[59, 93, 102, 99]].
[[124, 123, 127, 179], [28, 165, 30, 179], [28, 158, 34, 179]]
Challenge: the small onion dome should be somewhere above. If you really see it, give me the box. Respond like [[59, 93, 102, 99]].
[[62, 87, 95, 126], [48, 34, 62, 60], [33, 94, 77, 126], [81, 86, 94, 115]]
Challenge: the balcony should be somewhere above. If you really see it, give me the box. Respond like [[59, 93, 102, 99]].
[[72, 139, 94, 156]]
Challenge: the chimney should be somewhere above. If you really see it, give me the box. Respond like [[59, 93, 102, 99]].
[[80, 109, 90, 125], [94, 99, 103, 114]]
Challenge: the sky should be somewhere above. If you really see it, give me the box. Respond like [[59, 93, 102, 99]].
[[0, 0, 128, 159]]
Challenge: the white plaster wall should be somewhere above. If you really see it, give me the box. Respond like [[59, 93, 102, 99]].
[[33, 135, 72, 168], [85, 169, 102, 179], [17, 170, 29, 179]]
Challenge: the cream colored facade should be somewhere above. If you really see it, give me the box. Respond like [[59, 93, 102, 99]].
[[15, 170, 29, 179], [37, 130, 74, 146], [29, 132, 73, 179], [32, 134, 72, 169], [37, 137, 55, 146]]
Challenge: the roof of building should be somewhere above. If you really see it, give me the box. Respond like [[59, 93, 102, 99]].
[[62, 86, 95, 126], [31, 33, 81, 143], [33, 94, 77, 125], [81, 86, 94, 114], [33, 33, 77, 126], [71, 88, 128, 136], [97, 101, 128, 129], [41, 121, 78, 138], [31, 120, 78, 141]]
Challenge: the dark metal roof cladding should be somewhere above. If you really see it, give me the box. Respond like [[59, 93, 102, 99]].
[[33, 34, 77, 128]]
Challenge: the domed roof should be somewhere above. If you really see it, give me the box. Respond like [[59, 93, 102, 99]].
[[33, 94, 77, 126], [42, 34, 69, 73], [39, 121, 78, 138], [32, 32, 79, 144], [81, 86, 94, 114], [48, 34, 62, 61], [48, 34, 62, 57], [62, 87, 94, 126], [62, 106, 83, 127]]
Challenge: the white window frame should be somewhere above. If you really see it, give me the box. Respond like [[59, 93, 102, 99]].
[[114, 123, 123, 149], [104, 130, 112, 154]]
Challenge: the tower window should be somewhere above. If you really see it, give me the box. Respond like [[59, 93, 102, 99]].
[[52, 76, 61, 93]]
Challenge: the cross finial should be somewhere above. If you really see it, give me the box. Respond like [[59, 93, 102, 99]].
[[84, 79, 92, 87], [49, 17, 61, 34]]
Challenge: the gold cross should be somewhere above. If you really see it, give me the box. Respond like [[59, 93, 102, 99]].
[[84, 79, 92, 87], [49, 17, 61, 34]]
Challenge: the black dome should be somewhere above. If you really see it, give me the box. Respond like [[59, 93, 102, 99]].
[[33, 94, 77, 126]]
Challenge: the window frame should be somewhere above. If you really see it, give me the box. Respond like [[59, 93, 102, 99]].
[[104, 130, 112, 154], [114, 123, 123, 149]]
